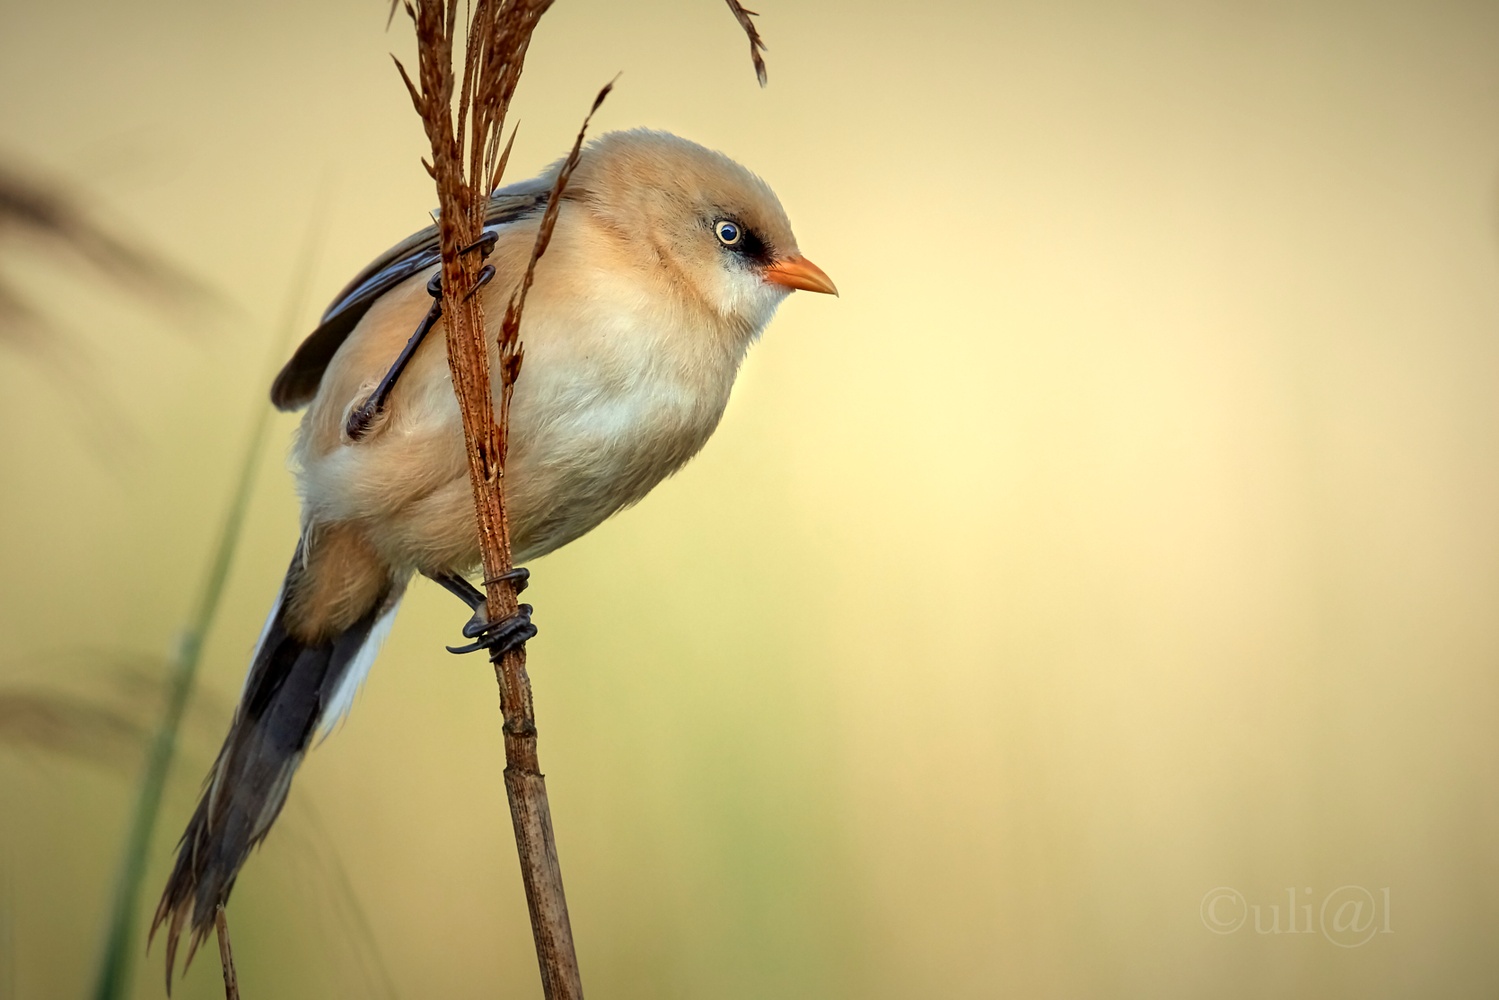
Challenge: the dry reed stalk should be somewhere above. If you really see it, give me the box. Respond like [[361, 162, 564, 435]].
[[213, 907, 239, 1000], [395, 2, 582, 995], [394, 2, 771, 998], [723, 0, 769, 86]]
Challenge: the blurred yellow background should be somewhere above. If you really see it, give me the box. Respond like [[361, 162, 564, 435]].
[[3, 0, 1498, 997]]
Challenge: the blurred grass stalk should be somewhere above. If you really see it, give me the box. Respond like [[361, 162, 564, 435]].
[[89, 238, 319, 1000], [88, 385, 270, 1000]]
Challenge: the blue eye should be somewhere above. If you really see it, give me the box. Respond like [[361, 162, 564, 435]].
[[714, 220, 742, 246]]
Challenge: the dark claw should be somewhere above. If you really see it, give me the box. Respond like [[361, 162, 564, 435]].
[[447, 604, 537, 656], [426, 271, 443, 297], [464, 265, 495, 301], [460, 231, 499, 259], [484, 567, 529, 595], [461, 606, 493, 639]]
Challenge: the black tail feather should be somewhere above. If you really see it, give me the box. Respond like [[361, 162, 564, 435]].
[[150, 551, 394, 992]]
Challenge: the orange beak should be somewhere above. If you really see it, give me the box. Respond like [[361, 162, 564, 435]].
[[764, 255, 838, 296]]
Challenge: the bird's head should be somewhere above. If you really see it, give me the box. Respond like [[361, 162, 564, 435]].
[[561, 129, 836, 338]]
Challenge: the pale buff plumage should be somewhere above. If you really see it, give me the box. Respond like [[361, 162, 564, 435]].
[[292, 129, 827, 634], [151, 129, 834, 981]]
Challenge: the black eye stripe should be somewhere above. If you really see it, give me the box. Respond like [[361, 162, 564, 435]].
[[711, 216, 773, 264]]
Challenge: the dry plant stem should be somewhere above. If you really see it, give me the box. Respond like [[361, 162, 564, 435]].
[[723, 0, 769, 86], [213, 907, 239, 1000], [397, 2, 769, 996], [398, 1, 580, 997]]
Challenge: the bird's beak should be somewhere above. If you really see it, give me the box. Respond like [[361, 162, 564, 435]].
[[764, 255, 838, 296]]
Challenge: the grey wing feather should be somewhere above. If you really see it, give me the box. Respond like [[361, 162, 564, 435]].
[[269, 187, 549, 411]]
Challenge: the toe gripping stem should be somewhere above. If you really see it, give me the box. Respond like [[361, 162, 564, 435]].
[[430, 568, 537, 659]]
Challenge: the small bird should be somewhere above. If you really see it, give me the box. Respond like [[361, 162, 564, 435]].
[[150, 129, 835, 983]]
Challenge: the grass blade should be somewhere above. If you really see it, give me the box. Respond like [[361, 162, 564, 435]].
[[88, 217, 324, 1000]]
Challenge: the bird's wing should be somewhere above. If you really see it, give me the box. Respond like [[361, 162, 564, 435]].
[[270, 188, 549, 411]]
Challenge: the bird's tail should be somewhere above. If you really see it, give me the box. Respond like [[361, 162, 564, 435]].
[[149, 529, 402, 991]]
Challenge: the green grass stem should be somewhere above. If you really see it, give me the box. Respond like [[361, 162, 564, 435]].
[[89, 226, 322, 1000]]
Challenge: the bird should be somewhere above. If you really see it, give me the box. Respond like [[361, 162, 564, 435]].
[[149, 128, 836, 985]]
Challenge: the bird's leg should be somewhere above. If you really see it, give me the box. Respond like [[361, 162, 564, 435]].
[[345, 233, 499, 441], [426, 568, 537, 658], [345, 271, 444, 441]]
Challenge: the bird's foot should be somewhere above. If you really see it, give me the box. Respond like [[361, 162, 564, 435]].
[[427, 569, 536, 658], [446, 603, 537, 657]]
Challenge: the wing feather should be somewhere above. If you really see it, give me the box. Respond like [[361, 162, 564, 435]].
[[269, 187, 549, 411]]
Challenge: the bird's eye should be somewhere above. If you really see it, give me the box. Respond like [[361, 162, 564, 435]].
[[714, 220, 742, 246]]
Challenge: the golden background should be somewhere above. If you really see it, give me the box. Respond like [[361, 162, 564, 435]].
[[3, 0, 1497, 996]]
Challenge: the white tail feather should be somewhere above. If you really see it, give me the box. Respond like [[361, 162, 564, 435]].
[[317, 596, 402, 737], [238, 586, 286, 701]]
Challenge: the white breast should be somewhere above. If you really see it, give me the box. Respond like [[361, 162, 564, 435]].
[[499, 283, 744, 561]]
